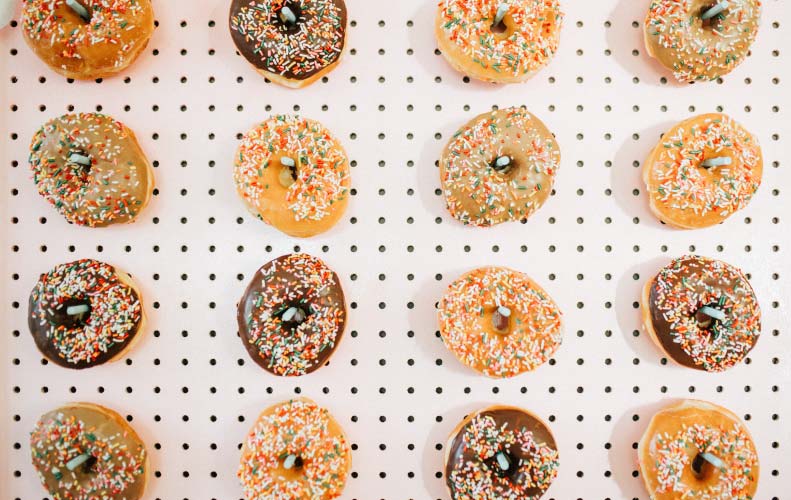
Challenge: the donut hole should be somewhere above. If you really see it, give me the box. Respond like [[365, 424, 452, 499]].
[[64, 0, 93, 23], [694, 303, 726, 340], [699, 3, 727, 30], [691, 452, 717, 481], [274, 1, 304, 34], [59, 297, 93, 328], [484, 450, 517, 478], [276, 301, 312, 328], [490, 154, 516, 177]]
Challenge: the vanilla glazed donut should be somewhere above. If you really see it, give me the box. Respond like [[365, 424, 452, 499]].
[[234, 115, 350, 237], [436, 0, 563, 83], [31, 402, 149, 500], [28, 259, 145, 369], [445, 405, 559, 500], [239, 397, 352, 500], [237, 253, 346, 376], [438, 266, 563, 378], [644, 0, 761, 83], [29, 112, 155, 227], [229, 0, 348, 88], [643, 113, 762, 229], [22, 0, 155, 80], [641, 255, 760, 372], [638, 399, 759, 499], [439, 107, 560, 227]]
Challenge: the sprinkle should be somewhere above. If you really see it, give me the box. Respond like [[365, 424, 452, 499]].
[[699, 452, 727, 470], [280, 156, 296, 167], [278, 5, 297, 24], [65, 453, 91, 471], [702, 156, 732, 168], [68, 152, 91, 166], [283, 454, 298, 469], [66, 0, 91, 21], [493, 2, 509, 26], [698, 305, 726, 321]]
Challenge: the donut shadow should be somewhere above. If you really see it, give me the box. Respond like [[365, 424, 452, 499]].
[[607, 399, 678, 499], [420, 401, 483, 499], [615, 256, 670, 368], [408, 272, 476, 377], [610, 121, 675, 230], [407, 1, 502, 93], [605, 0, 686, 88]]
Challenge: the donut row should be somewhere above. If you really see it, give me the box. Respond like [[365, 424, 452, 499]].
[[13, 0, 763, 85], [27, 108, 764, 232], [29, 397, 759, 500]]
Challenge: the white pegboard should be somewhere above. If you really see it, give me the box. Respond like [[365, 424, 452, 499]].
[[0, 0, 789, 499]]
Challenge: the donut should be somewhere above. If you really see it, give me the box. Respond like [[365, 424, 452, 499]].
[[238, 397, 352, 500], [237, 253, 346, 376], [234, 114, 350, 237], [638, 399, 759, 499], [644, 0, 761, 83], [28, 259, 145, 369], [445, 405, 559, 500], [31, 402, 149, 500], [435, 0, 563, 83], [29, 112, 155, 227], [439, 107, 560, 227], [438, 266, 563, 378], [643, 113, 762, 229], [22, 0, 155, 80], [229, 0, 348, 88], [641, 255, 760, 372]]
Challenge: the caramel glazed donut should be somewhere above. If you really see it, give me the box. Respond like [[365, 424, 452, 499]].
[[22, 0, 155, 80], [436, 0, 563, 83], [440, 107, 560, 226], [643, 113, 762, 229], [639, 399, 759, 500], [438, 266, 563, 378], [234, 114, 350, 237], [230, 0, 348, 88], [31, 403, 149, 500], [644, 0, 761, 83], [29, 112, 155, 227], [445, 405, 559, 500], [642, 255, 760, 372], [29, 259, 145, 369], [237, 253, 346, 376], [239, 398, 352, 500]]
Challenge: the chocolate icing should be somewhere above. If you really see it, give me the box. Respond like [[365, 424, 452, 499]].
[[237, 254, 346, 375], [229, 0, 347, 81], [647, 256, 759, 370], [28, 260, 142, 370], [445, 408, 558, 499]]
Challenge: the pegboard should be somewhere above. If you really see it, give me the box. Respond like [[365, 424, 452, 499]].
[[0, 0, 789, 499]]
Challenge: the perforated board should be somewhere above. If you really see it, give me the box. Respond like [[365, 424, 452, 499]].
[[1, 0, 789, 499]]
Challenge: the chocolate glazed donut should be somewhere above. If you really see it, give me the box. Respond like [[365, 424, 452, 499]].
[[445, 406, 560, 500], [237, 253, 347, 376], [229, 0, 348, 87]]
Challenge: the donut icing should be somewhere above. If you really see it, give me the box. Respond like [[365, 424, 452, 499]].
[[645, 0, 761, 82], [234, 114, 350, 237], [645, 255, 760, 372], [22, 0, 154, 79], [31, 403, 148, 500], [28, 259, 143, 369], [445, 406, 559, 500], [238, 398, 351, 500], [440, 107, 560, 226], [639, 400, 759, 500], [436, 0, 563, 83], [438, 267, 562, 378], [237, 254, 346, 376], [643, 113, 762, 229], [229, 0, 347, 82], [29, 112, 154, 227]]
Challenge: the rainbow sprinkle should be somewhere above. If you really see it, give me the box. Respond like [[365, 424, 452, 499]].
[[238, 399, 350, 499], [437, 0, 563, 77], [29, 259, 142, 366], [650, 255, 760, 372], [438, 267, 562, 378]]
